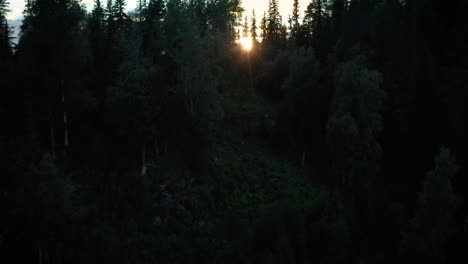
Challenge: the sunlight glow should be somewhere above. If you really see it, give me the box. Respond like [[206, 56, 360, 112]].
[[240, 38, 253, 51]]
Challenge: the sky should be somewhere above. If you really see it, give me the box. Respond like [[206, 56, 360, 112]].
[[241, 0, 309, 21], [7, 0, 311, 20]]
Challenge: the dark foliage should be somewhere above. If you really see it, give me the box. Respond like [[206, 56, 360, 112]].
[[1, 0, 468, 263]]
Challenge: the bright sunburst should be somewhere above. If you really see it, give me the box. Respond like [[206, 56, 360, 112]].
[[240, 37, 252, 51]]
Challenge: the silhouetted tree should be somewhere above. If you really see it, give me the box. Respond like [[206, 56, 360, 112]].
[[331, 0, 346, 37], [251, 10, 257, 45], [18, 0, 88, 159], [242, 15, 248, 38], [0, 0, 11, 61], [260, 11, 267, 42], [266, 0, 281, 43], [289, 0, 300, 42]]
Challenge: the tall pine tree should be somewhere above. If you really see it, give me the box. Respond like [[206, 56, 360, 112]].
[[251, 10, 257, 44], [242, 15, 249, 38], [0, 0, 11, 61], [266, 0, 281, 42], [290, 0, 300, 41]]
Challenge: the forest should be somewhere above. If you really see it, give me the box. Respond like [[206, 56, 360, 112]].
[[1, 0, 468, 263]]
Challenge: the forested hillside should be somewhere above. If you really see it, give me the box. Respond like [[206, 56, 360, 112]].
[[1, 0, 468, 263]]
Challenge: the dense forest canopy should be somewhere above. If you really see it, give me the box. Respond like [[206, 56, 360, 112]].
[[1, 0, 468, 263]]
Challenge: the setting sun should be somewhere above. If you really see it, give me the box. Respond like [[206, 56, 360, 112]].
[[240, 38, 252, 51]]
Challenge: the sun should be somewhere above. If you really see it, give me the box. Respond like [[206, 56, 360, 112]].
[[240, 37, 252, 51]]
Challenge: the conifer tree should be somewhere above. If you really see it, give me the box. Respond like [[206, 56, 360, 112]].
[[0, 0, 12, 135], [88, 0, 108, 111], [303, 0, 324, 47], [0, 0, 11, 61], [137, 0, 147, 21], [113, 0, 130, 29], [251, 10, 257, 43], [105, 0, 116, 35], [290, 0, 300, 40], [17, 0, 88, 159], [331, 0, 346, 36], [106, 0, 115, 18], [242, 15, 249, 38], [266, 0, 281, 41], [146, 0, 165, 23], [260, 11, 267, 42]]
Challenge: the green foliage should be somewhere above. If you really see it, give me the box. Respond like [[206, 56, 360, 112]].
[[282, 47, 320, 117], [327, 59, 385, 190], [4, 153, 79, 263], [399, 147, 458, 264], [30, 154, 75, 224], [275, 46, 331, 163], [4, 0, 468, 263], [243, 192, 351, 264], [211, 123, 347, 264]]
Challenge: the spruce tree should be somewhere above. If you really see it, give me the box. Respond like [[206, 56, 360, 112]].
[[266, 0, 281, 41], [137, 0, 147, 21], [303, 0, 324, 47], [251, 10, 257, 43], [260, 11, 267, 42], [88, 0, 108, 111], [146, 0, 165, 23], [290, 0, 300, 40], [242, 15, 249, 38], [0, 0, 12, 148], [0, 0, 11, 61], [113, 0, 130, 29], [0, 0, 9, 57]]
